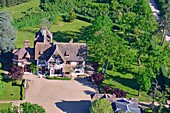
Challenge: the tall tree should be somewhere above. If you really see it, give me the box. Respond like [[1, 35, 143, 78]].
[[90, 99, 113, 113], [0, 12, 16, 53], [135, 67, 153, 96], [159, 1, 170, 46], [0, 0, 6, 8]]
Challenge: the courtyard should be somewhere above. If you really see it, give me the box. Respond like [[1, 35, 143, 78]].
[[23, 75, 96, 113]]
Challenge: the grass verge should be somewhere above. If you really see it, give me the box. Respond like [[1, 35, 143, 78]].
[[0, 103, 12, 111], [0, 80, 21, 100]]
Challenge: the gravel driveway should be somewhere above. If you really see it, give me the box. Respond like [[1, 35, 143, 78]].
[[24, 75, 96, 113]]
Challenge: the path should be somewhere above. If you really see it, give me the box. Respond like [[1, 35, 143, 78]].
[[148, 0, 170, 41], [0, 100, 24, 106], [24, 75, 96, 113]]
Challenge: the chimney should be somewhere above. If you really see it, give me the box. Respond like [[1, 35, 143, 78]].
[[24, 40, 30, 48], [69, 39, 74, 43]]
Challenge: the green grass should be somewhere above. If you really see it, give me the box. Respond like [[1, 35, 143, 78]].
[[103, 71, 152, 102], [0, 103, 12, 111], [0, 80, 21, 100], [0, 0, 90, 48], [0, 0, 40, 20]]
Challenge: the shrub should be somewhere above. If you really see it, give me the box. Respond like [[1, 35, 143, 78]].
[[102, 85, 111, 93], [90, 99, 113, 113], [9, 66, 24, 80], [30, 63, 38, 75], [0, 75, 4, 95], [2, 102, 46, 113], [112, 88, 127, 98]]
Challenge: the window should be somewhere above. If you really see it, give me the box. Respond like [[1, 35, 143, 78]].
[[64, 51, 69, 56], [66, 61, 71, 64]]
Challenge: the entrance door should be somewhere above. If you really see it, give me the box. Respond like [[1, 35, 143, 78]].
[[42, 66, 45, 74], [24, 65, 31, 72]]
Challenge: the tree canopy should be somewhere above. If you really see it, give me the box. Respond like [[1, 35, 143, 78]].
[[0, 12, 16, 53], [90, 99, 113, 113]]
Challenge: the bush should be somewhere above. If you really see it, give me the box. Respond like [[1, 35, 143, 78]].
[[90, 99, 113, 113], [46, 76, 71, 80], [102, 85, 111, 93], [2, 102, 46, 113], [112, 88, 127, 98]]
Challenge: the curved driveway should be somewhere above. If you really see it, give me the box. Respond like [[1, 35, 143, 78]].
[[24, 75, 96, 113]]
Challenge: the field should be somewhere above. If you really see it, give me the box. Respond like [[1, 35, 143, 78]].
[[0, 103, 12, 111]]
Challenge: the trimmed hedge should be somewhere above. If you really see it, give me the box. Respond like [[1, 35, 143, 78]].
[[46, 76, 71, 80], [76, 14, 94, 23]]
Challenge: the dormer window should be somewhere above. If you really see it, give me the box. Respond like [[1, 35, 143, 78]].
[[77, 52, 83, 56], [64, 51, 69, 56]]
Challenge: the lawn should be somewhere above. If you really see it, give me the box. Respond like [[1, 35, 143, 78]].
[[0, 80, 21, 100], [16, 19, 90, 48], [103, 71, 152, 102], [0, 103, 12, 111], [0, 0, 91, 48], [0, 0, 40, 20]]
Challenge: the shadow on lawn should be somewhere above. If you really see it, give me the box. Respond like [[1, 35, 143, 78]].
[[105, 74, 139, 91], [75, 77, 97, 91], [53, 31, 85, 42], [0, 52, 13, 71], [55, 100, 91, 113]]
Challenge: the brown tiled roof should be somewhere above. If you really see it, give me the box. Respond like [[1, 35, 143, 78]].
[[34, 42, 55, 61], [56, 42, 87, 62], [13, 48, 34, 62]]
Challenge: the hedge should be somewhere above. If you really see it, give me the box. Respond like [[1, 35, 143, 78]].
[[46, 76, 71, 80], [76, 14, 94, 23]]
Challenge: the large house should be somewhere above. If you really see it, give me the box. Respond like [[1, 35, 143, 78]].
[[13, 26, 87, 76]]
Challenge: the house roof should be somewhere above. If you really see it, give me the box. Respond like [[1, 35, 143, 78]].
[[35, 26, 52, 43], [56, 42, 87, 62], [13, 48, 34, 62], [34, 42, 55, 61]]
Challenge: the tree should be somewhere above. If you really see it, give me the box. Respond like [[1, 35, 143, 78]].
[[82, 15, 131, 74], [0, 12, 16, 53], [21, 102, 46, 113], [159, 1, 170, 46], [68, 9, 76, 22], [90, 99, 113, 113], [9, 66, 23, 80], [1, 102, 46, 113], [135, 68, 152, 96], [92, 73, 104, 93], [0, 0, 6, 8], [112, 88, 127, 98]]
